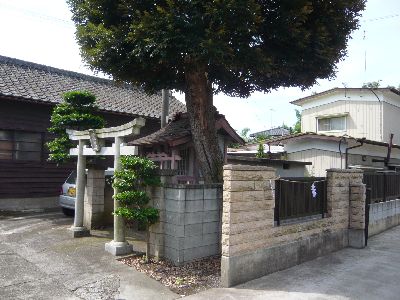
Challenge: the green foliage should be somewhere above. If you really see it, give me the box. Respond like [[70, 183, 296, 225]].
[[255, 134, 270, 143], [362, 80, 381, 89], [47, 133, 73, 163], [67, 0, 365, 182], [293, 109, 302, 134], [113, 156, 160, 228], [67, 0, 365, 96], [47, 91, 105, 164], [256, 142, 267, 158], [240, 128, 251, 143]]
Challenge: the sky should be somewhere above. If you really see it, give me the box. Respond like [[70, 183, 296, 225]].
[[0, 0, 399, 134]]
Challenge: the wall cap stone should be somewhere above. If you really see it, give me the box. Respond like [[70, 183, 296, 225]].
[[326, 168, 363, 173], [223, 164, 276, 171], [164, 183, 223, 189]]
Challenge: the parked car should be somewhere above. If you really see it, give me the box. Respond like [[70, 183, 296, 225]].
[[59, 171, 77, 216], [59, 169, 114, 216]]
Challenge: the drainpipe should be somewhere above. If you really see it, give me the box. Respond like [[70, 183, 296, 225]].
[[345, 138, 365, 169], [338, 135, 347, 169], [161, 89, 170, 128]]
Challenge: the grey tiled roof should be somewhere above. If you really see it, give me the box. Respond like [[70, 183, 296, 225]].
[[250, 126, 290, 138], [129, 114, 191, 146], [0, 55, 185, 119], [129, 113, 244, 146]]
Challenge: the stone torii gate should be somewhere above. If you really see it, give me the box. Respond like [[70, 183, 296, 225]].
[[67, 118, 145, 256]]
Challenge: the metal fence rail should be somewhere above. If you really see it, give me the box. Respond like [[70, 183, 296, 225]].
[[363, 172, 400, 203], [274, 177, 327, 226]]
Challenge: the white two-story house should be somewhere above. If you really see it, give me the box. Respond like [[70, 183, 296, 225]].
[[269, 88, 400, 176]]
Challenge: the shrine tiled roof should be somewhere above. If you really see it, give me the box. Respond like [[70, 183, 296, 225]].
[[129, 113, 193, 146], [129, 113, 244, 146], [0, 55, 185, 119]]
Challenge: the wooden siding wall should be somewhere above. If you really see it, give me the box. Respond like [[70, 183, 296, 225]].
[[0, 99, 72, 198], [301, 100, 382, 141], [288, 149, 342, 177], [0, 98, 161, 199], [382, 102, 400, 145], [288, 148, 400, 177]]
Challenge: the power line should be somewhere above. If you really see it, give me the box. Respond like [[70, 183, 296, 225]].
[[0, 2, 74, 28], [363, 13, 400, 23]]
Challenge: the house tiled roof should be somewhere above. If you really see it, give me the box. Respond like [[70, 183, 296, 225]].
[[0, 55, 185, 119], [290, 87, 400, 106], [250, 126, 290, 138], [267, 132, 400, 150]]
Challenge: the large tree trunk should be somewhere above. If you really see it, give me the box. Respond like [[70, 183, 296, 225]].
[[185, 64, 224, 183]]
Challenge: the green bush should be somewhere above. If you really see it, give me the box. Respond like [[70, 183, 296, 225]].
[[113, 156, 161, 261], [47, 90, 105, 164], [256, 142, 267, 158]]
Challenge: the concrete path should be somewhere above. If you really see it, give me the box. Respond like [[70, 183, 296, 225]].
[[2, 210, 399, 300], [185, 225, 400, 300], [0, 211, 178, 300]]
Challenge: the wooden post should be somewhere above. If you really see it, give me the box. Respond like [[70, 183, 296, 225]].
[[161, 89, 169, 128]]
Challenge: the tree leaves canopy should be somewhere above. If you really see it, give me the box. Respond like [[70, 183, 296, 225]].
[[68, 0, 365, 97]]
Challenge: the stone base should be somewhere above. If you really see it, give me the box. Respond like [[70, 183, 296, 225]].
[[221, 229, 348, 287], [0, 196, 59, 212], [348, 229, 366, 249], [70, 226, 90, 238], [105, 241, 133, 256]]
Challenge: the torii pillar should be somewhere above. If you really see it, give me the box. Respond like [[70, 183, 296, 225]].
[[67, 119, 145, 256], [70, 139, 90, 237]]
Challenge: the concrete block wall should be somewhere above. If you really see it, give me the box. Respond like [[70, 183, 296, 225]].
[[149, 183, 222, 265], [369, 199, 400, 236], [221, 165, 366, 287]]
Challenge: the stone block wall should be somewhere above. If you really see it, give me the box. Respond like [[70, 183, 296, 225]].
[[83, 169, 106, 229], [149, 183, 222, 265], [221, 165, 366, 287], [369, 199, 400, 236]]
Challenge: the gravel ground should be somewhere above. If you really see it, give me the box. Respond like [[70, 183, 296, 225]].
[[119, 255, 221, 297]]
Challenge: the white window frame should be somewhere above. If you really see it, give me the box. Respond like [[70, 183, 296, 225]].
[[316, 115, 347, 133]]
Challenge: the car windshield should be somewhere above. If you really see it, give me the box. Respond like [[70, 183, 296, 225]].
[[66, 171, 77, 184]]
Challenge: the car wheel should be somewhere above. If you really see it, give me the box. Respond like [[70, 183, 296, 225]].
[[62, 207, 74, 216]]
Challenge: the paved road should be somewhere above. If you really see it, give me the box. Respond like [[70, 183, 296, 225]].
[[186, 226, 400, 300], [0, 211, 178, 300]]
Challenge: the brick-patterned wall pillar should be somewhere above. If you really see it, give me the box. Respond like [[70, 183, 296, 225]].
[[349, 175, 366, 248], [221, 164, 276, 287], [83, 169, 105, 229], [326, 168, 365, 248]]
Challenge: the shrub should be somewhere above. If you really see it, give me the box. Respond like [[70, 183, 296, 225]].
[[113, 155, 161, 261], [47, 90, 105, 164]]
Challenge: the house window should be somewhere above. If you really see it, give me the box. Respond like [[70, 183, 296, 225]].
[[0, 131, 13, 160], [0, 130, 42, 161], [317, 116, 346, 132]]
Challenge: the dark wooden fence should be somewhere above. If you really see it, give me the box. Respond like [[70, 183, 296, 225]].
[[275, 177, 327, 225], [363, 172, 400, 203]]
